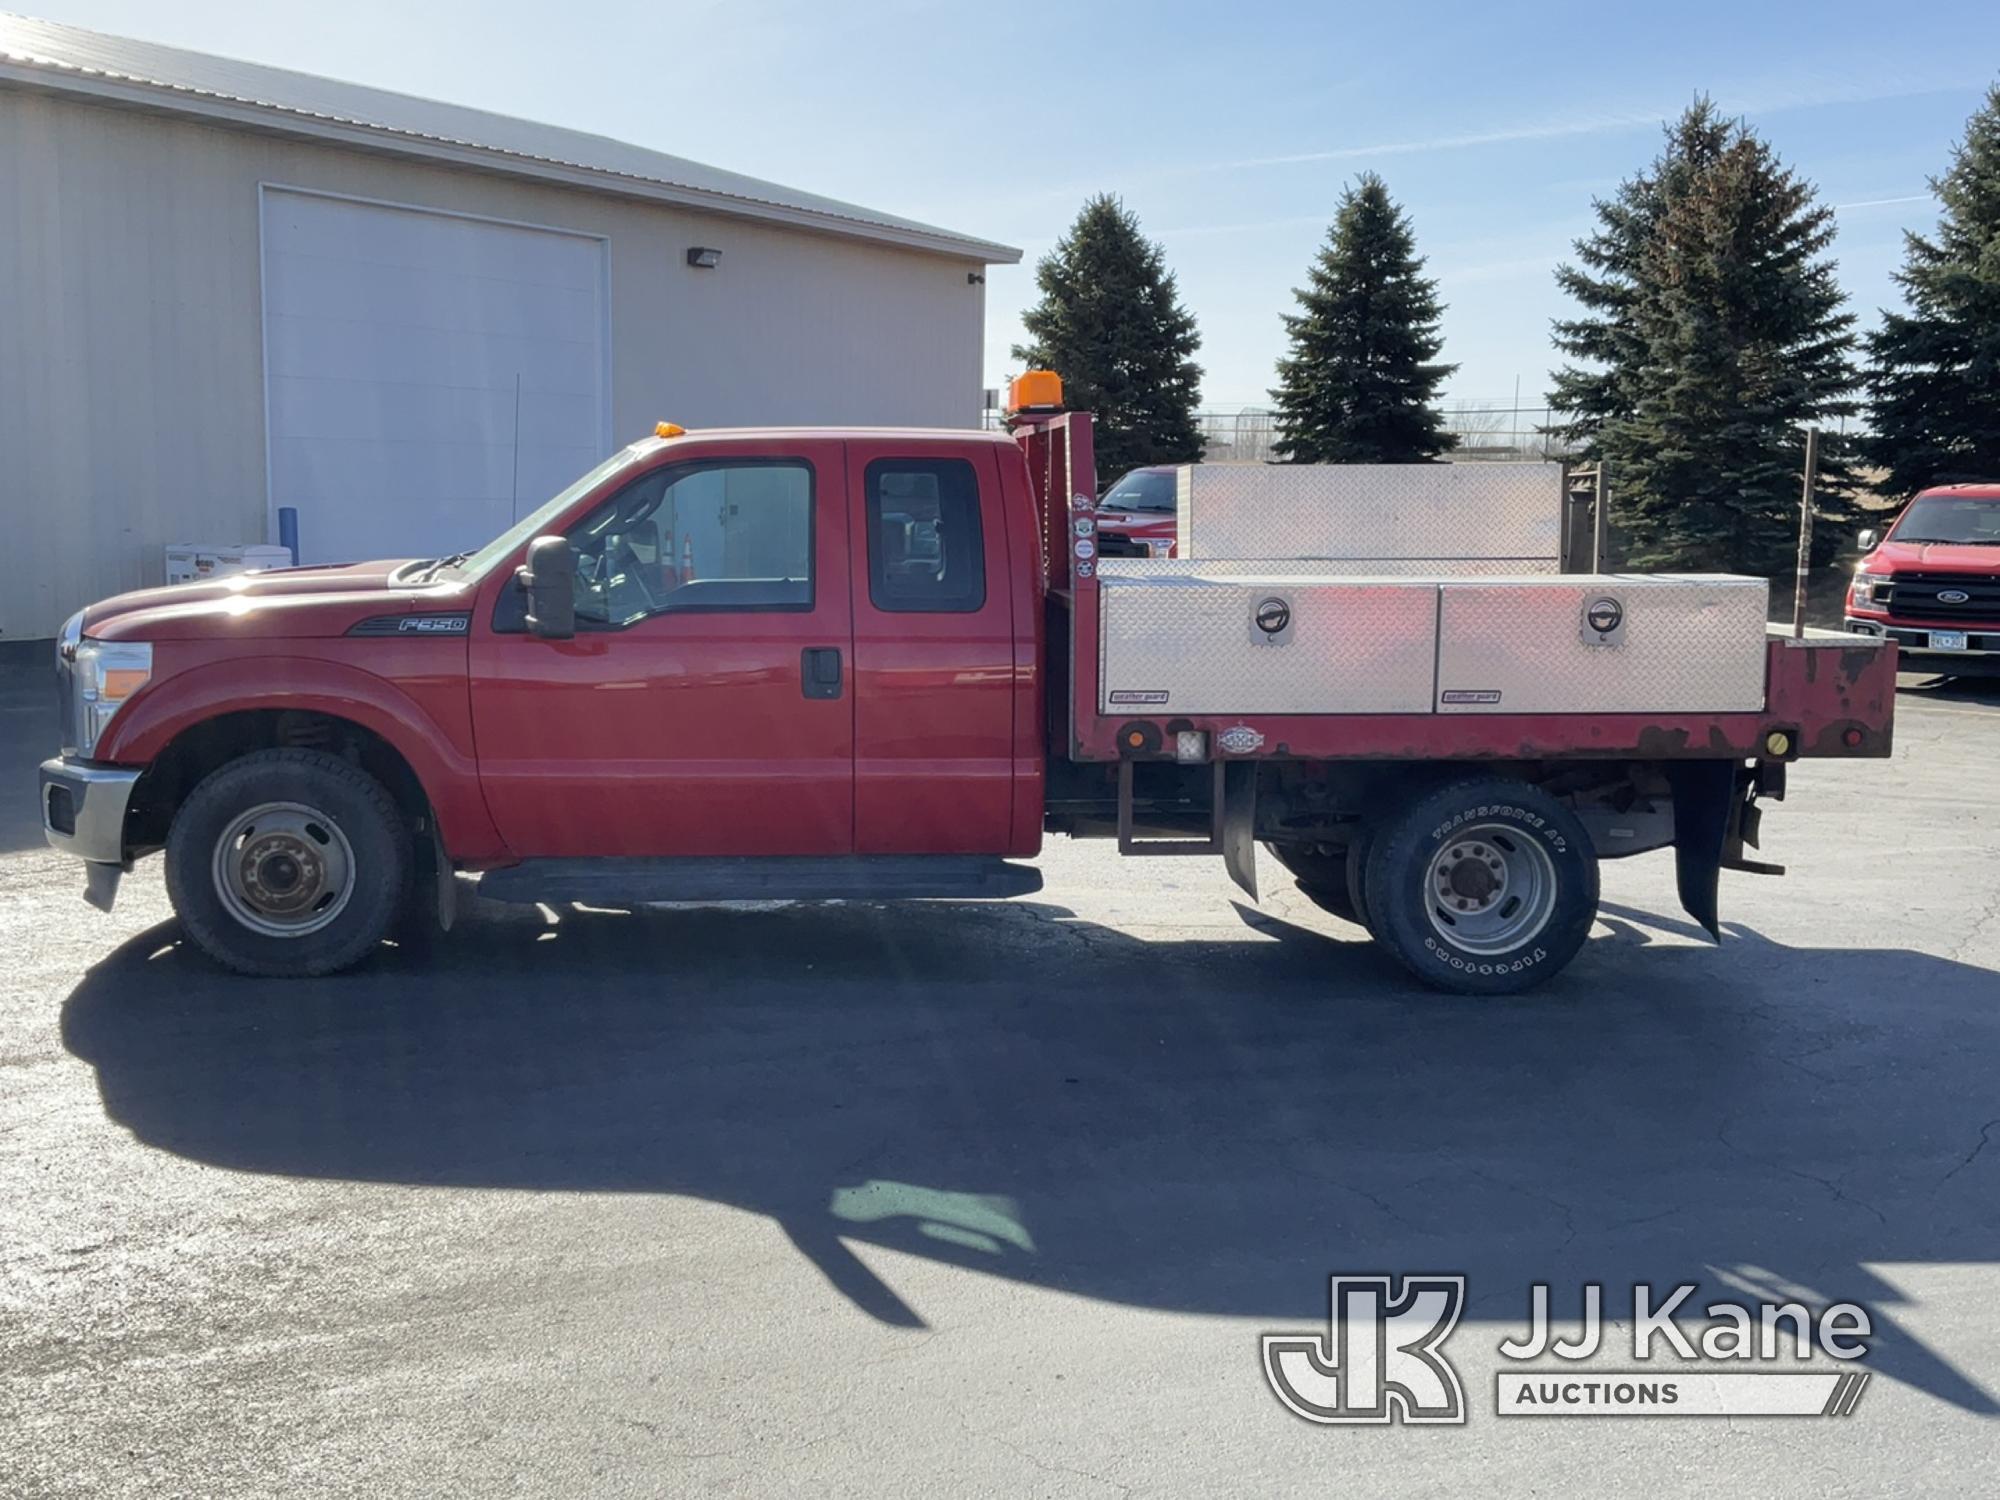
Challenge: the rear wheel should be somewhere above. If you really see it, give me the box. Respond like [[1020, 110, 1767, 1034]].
[[1344, 818, 1387, 943], [165, 749, 409, 977], [1363, 778, 1598, 995]]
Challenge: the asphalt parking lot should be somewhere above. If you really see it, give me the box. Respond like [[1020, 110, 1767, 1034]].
[[2, 641, 1996, 1498]]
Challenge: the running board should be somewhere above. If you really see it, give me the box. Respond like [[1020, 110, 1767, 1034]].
[[477, 855, 1044, 906]]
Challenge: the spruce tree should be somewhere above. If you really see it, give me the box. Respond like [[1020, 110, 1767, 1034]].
[[1550, 102, 1861, 575], [1864, 83, 2000, 496], [1013, 195, 1204, 477], [1270, 175, 1457, 463]]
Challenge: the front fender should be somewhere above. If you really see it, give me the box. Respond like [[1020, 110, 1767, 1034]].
[[98, 655, 508, 862]]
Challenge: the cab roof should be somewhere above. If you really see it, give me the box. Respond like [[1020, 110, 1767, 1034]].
[[638, 426, 1020, 448]]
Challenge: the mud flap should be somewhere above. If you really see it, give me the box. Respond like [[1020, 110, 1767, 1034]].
[[1221, 762, 1259, 901], [1666, 760, 1742, 943], [83, 860, 123, 913], [431, 820, 457, 933]]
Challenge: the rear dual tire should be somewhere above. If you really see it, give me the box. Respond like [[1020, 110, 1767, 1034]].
[[1265, 839, 1362, 924], [1364, 779, 1598, 996]]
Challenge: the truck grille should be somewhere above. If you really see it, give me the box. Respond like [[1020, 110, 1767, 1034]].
[[1095, 533, 1152, 558], [1880, 573, 2000, 621]]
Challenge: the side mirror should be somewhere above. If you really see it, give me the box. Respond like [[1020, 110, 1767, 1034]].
[[1857, 528, 1880, 552], [517, 535, 576, 640]]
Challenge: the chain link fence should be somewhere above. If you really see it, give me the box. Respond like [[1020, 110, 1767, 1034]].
[[982, 396, 1577, 465]]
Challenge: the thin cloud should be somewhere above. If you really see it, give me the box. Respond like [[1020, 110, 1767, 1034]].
[[1153, 213, 1336, 238], [1832, 193, 1934, 212], [1108, 77, 1983, 189]]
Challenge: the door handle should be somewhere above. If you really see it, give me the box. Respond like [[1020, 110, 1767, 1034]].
[[801, 647, 842, 700]]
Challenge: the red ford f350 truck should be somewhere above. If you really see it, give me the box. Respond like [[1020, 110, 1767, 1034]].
[[1844, 484, 2000, 677], [40, 375, 1896, 994]]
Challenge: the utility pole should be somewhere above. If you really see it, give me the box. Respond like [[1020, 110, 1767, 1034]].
[[1791, 428, 1820, 639]]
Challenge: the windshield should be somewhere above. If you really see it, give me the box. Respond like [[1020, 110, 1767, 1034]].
[[1100, 469, 1177, 514], [445, 446, 649, 581], [1891, 495, 2000, 546]]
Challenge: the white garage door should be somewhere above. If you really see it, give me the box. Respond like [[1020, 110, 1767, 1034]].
[[261, 189, 610, 565]]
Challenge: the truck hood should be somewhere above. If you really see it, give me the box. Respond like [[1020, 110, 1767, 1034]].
[[1871, 540, 2000, 573], [82, 559, 474, 641]]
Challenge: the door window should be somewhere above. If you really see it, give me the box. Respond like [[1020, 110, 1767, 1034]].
[[558, 460, 814, 627], [864, 458, 985, 613]]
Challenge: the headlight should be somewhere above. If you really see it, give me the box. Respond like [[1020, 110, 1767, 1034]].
[[1849, 573, 1887, 605], [70, 639, 152, 756]]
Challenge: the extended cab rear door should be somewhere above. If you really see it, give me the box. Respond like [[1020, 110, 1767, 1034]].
[[844, 436, 1017, 853], [468, 439, 854, 857]]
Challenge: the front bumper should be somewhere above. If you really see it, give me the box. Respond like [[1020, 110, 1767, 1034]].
[[1844, 618, 2000, 671], [40, 757, 139, 910]]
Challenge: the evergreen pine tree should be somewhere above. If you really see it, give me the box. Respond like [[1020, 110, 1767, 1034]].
[[1270, 175, 1457, 463], [1864, 83, 2000, 495], [1550, 102, 1860, 575], [1013, 195, 1204, 478]]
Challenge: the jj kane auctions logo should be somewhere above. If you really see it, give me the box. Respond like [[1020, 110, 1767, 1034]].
[[1264, 1276, 1872, 1423]]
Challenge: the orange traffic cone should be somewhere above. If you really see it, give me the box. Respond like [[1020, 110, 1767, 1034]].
[[682, 537, 696, 582]]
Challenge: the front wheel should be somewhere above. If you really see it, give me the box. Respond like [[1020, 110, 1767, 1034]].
[[1363, 779, 1598, 995], [165, 749, 410, 977]]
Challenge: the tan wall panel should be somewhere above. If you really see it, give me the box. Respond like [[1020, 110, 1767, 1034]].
[[0, 89, 987, 636]]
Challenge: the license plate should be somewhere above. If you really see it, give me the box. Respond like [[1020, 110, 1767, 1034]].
[[1930, 629, 1969, 651]]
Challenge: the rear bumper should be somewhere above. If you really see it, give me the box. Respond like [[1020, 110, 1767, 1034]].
[[40, 758, 138, 908]]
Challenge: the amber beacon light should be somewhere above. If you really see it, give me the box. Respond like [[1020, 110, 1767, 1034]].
[[1006, 370, 1064, 414]]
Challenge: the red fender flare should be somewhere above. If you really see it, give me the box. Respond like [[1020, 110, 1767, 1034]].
[[99, 656, 508, 862]]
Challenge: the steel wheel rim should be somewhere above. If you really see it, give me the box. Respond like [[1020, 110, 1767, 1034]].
[[211, 801, 356, 938], [1422, 823, 1557, 955]]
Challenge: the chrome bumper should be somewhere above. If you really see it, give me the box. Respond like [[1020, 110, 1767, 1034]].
[[40, 757, 139, 910], [1845, 618, 2000, 656]]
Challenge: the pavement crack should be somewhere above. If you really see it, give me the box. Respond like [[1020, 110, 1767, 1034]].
[[1940, 1118, 2000, 1184], [1950, 887, 2000, 962], [951, 1402, 1132, 1498], [1713, 1117, 1887, 1227], [1463, 1166, 1579, 1250]]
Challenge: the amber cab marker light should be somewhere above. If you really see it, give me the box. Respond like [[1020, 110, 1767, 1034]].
[[655, 422, 686, 439]]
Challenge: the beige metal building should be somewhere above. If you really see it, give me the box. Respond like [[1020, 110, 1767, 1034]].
[[0, 16, 1018, 639]]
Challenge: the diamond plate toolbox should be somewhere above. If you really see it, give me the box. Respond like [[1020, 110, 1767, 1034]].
[[1097, 556, 1556, 578], [1173, 462, 1564, 562], [1435, 575, 1769, 714], [1099, 573, 1438, 714]]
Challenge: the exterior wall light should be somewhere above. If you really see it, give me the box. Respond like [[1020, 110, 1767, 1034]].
[[686, 247, 721, 268]]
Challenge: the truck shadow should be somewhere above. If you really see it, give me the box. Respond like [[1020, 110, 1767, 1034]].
[[59, 896, 2000, 1414]]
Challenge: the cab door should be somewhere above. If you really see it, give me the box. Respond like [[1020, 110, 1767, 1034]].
[[468, 442, 853, 857], [845, 438, 1016, 853]]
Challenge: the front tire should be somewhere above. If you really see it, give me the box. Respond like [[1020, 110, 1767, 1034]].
[[1363, 778, 1598, 995], [165, 749, 410, 977]]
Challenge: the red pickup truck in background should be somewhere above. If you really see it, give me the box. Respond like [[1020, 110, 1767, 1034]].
[[1845, 484, 2000, 676], [40, 377, 1896, 994], [1091, 465, 1179, 558]]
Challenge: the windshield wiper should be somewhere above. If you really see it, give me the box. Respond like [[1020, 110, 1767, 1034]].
[[415, 551, 473, 581]]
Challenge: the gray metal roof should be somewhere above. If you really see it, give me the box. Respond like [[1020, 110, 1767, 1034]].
[[0, 12, 1020, 262]]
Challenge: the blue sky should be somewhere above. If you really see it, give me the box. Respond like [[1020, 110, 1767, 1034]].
[[28, 0, 2000, 412]]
